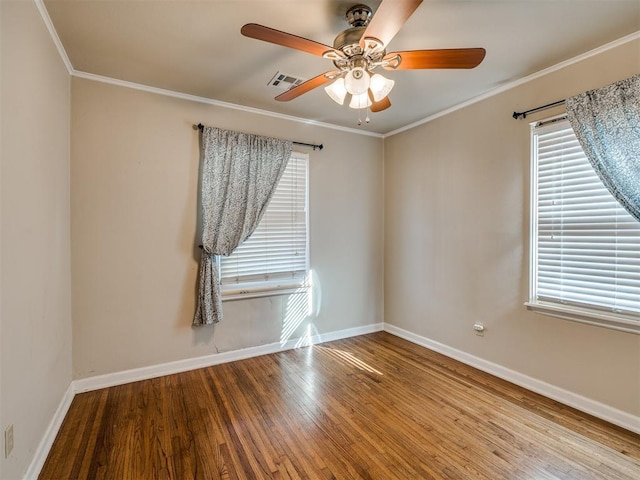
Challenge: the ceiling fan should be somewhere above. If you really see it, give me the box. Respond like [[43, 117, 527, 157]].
[[241, 0, 486, 122]]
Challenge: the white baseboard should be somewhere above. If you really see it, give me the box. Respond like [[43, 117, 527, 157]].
[[25, 322, 382, 479], [23, 383, 75, 480], [26, 320, 638, 479], [384, 323, 640, 435], [73, 322, 384, 393]]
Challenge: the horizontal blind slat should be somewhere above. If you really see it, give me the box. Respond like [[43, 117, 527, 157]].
[[220, 154, 309, 288], [532, 121, 640, 317]]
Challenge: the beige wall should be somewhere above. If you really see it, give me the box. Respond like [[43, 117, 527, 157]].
[[384, 39, 640, 416], [71, 78, 384, 378], [1, 1, 72, 479], [2, 3, 636, 474]]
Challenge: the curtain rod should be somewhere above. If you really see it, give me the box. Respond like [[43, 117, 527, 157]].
[[512, 99, 566, 120], [195, 124, 323, 151]]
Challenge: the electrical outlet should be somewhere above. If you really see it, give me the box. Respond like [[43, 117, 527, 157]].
[[473, 322, 485, 337], [4, 424, 14, 458]]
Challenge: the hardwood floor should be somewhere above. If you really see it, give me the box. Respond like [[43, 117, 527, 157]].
[[40, 332, 640, 479]]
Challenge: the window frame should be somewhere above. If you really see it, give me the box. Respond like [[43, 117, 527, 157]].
[[526, 116, 640, 335], [219, 151, 310, 301]]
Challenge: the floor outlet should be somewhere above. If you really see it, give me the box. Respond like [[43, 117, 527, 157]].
[[4, 424, 14, 458]]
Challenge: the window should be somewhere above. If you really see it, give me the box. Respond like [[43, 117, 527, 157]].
[[528, 118, 640, 334], [219, 152, 309, 299]]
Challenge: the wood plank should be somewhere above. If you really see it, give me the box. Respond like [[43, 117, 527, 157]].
[[39, 332, 640, 479]]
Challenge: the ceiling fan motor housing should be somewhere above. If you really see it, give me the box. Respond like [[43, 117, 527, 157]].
[[332, 29, 386, 73], [333, 26, 366, 55], [240, 0, 486, 116], [332, 5, 386, 71]]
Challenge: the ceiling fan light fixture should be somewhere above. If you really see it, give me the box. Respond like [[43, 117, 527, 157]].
[[243, 0, 488, 122], [349, 91, 372, 109], [324, 77, 348, 105], [369, 73, 395, 102], [344, 67, 371, 95]]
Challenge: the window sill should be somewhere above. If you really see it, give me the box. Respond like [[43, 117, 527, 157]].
[[222, 283, 309, 301], [525, 301, 640, 335]]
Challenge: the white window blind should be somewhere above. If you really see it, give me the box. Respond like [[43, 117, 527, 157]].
[[220, 152, 308, 296], [530, 119, 640, 330]]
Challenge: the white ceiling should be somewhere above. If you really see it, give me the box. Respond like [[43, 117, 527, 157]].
[[43, 0, 640, 135]]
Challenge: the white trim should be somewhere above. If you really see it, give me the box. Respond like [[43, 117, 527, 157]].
[[35, 0, 639, 138], [22, 322, 382, 478], [71, 71, 383, 139], [527, 118, 640, 336], [383, 323, 640, 435], [313, 322, 384, 344], [73, 322, 383, 393], [222, 285, 308, 301], [23, 384, 75, 480], [22, 321, 640, 478], [33, 0, 377, 138], [384, 30, 640, 138], [525, 302, 640, 335], [33, 0, 73, 74]]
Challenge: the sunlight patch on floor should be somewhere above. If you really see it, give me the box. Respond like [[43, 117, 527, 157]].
[[314, 345, 384, 375]]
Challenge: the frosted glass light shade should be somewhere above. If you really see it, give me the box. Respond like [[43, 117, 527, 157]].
[[324, 78, 348, 105], [344, 68, 371, 95], [349, 91, 372, 109], [369, 73, 395, 102]]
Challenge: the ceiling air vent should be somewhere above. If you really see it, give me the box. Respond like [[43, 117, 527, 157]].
[[268, 72, 305, 90]]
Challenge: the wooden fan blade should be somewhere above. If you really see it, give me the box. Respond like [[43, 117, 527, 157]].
[[275, 72, 337, 102], [384, 48, 486, 70], [241, 23, 334, 57], [370, 95, 391, 113], [360, 0, 423, 48]]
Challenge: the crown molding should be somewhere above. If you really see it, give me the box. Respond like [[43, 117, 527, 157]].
[[33, 0, 381, 139], [71, 71, 384, 138], [384, 30, 640, 138], [34, 0, 639, 139], [33, 0, 73, 74]]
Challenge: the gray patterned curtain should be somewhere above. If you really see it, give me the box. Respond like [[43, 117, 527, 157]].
[[566, 74, 640, 222], [193, 126, 292, 325]]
